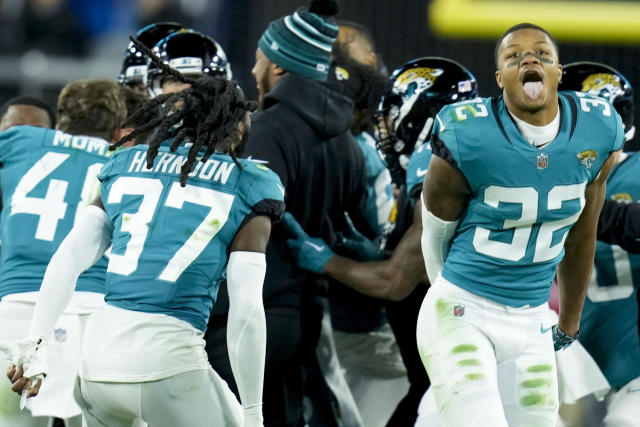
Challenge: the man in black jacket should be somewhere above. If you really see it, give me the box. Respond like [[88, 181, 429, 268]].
[[205, 1, 370, 426]]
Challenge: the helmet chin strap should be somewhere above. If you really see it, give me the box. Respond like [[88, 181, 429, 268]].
[[415, 117, 434, 148], [625, 125, 636, 143]]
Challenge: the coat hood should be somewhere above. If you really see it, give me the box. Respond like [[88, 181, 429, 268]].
[[262, 73, 354, 139]]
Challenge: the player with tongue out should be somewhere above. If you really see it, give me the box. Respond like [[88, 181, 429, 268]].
[[416, 23, 624, 426], [495, 24, 561, 127]]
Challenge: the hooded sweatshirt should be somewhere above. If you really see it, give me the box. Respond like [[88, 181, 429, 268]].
[[244, 73, 368, 307]]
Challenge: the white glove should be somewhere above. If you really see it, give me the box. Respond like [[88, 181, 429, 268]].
[[0, 335, 48, 376], [243, 404, 264, 427], [0, 336, 49, 408]]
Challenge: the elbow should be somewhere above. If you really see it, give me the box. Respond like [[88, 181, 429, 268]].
[[385, 276, 415, 302]]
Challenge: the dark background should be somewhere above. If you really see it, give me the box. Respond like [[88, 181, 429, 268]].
[[1, 0, 639, 143]]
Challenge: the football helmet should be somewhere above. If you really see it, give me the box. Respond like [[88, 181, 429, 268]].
[[559, 61, 635, 142], [117, 22, 184, 88], [146, 30, 233, 98], [375, 57, 478, 184]]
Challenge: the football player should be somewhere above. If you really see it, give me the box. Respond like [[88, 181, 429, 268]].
[[0, 80, 126, 427], [3, 40, 283, 427], [284, 56, 479, 426], [0, 96, 55, 132], [146, 29, 232, 97], [418, 23, 622, 426], [559, 61, 639, 427]]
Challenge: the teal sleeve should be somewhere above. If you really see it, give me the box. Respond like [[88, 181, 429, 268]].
[[612, 110, 625, 152], [239, 161, 286, 222]]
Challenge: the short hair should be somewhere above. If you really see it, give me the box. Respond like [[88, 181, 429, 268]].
[[337, 20, 377, 52], [494, 23, 559, 68], [0, 96, 56, 127], [57, 79, 126, 141]]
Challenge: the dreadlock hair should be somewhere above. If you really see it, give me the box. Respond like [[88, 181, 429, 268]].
[[115, 36, 257, 186]]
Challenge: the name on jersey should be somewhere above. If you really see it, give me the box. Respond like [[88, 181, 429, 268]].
[[128, 150, 235, 184], [52, 131, 112, 158]]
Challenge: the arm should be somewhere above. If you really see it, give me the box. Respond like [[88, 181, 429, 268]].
[[283, 207, 426, 301], [29, 202, 111, 337], [227, 215, 271, 426], [324, 202, 426, 301], [3, 202, 112, 396], [597, 199, 640, 253], [557, 152, 619, 337], [420, 155, 469, 282]]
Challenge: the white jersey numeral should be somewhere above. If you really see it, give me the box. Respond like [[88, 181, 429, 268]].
[[472, 183, 586, 262], [158, 182, 234, 282], [588, 245, 635, 302], [576, 92, 612, 116], [107, 177, 163, 276], [10, 152, 104, 241], [107, 177, 235, 283]]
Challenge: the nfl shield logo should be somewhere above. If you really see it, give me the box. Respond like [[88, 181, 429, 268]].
[[54, 328, 67, 343], [537, 153, 548, 170], [453, 305, 465, 317]]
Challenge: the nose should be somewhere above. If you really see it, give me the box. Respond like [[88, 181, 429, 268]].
[[521, 52, 540, 66]]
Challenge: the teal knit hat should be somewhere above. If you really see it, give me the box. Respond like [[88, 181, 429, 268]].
[[258, 2, 339, 81]]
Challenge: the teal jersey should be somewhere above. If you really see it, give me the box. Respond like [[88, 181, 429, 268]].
[[580, 152, 640, 389], [98, 145, 285, 332], [0, 126, 110, 298], [405, 142, 432, 199], [354, 132, 393, 234], [434, 93, 624, 307]]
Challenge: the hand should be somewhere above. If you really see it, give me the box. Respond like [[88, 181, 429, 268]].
[[243, 405, 264, 427], [0, 336, 48, 399], [282, 212, 334, 274], [336, 212, 385, 262], [552, 325, 579, 351]]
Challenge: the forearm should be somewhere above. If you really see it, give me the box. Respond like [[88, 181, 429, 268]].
[[325, 221, 426, 301], [324, 256, 398, 300], [29, 206, 111, 337], [556, 240, 595, 335], [226, 251, 267, 412]]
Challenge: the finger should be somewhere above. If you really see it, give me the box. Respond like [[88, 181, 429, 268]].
[[11, 377, 29, 393], [27, 378, 42, 397], [343, 212, 356, 232], [6, 364, 16, 380], [11, 364, 24, 383]]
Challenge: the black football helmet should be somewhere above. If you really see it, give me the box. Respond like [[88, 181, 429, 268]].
[[117, 22, 184, 88], [375, 57, 478, 184], [146, 30, 233, 98], [559, 61, 635, 143]]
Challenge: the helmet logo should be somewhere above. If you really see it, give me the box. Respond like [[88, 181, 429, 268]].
[[393, 67, 444, 99], [581, 73, 623, 100]]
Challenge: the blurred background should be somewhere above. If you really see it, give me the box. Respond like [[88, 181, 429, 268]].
[[0, 0, 639, 146]]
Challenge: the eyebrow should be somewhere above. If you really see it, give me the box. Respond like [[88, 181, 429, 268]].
[[504, 40, 551, 49]]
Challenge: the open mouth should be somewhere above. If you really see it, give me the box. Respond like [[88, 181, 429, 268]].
[[521, 70, 543, 85], [521, 70, 544, 100]]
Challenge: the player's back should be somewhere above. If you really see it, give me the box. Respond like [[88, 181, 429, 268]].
[[99, 144, 284, 332], [0, 125, 110, 298], [580, 151, 640, 389], [434, 93, 624, 307]]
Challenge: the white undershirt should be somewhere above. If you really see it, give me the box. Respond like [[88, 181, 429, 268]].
[[509, 109, 560, 148]]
